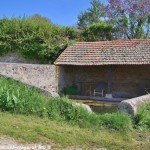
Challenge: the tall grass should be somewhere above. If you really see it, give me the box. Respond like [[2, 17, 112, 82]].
[[0, 77, 132, 131], [134, 103, 150, 130]]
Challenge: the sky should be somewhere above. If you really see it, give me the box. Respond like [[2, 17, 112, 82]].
[[0, 0, 92, 26]]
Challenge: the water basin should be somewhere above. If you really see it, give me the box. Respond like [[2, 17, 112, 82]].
[[73, 99, 119, 114]]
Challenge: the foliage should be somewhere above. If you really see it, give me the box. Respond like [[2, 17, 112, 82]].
[[82, 22, 115, 41], [62, 84, 80, 95], [134, 103, 150, 130], [61, 27, 82, 41], [99, 113, 132, 131], [0, 16, 80, 63], [77, 0, 150, 39], [29, 13, 52, 23], [105, 0, 150, 39], [1, 112, 147, 150], [3, 78, 150, 132], [0, 78, 149, 149], [77, 0, 105, 30], [0, 77, 132, 131]]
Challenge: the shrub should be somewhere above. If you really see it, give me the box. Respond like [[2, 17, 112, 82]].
[[134, 104, 150, 130], [99, 113, 133, 131], [62, 84, 80, 95], [0, 16, 80, 63], [0, 77, 132, 131]]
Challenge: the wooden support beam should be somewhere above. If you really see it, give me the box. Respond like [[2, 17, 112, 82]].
[[107, 66, 112, 93]]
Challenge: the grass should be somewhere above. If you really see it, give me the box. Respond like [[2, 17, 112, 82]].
[[134, 103, 150, 131], [0, 76, 150, 149], [0, 112, 150, 150], [0, 77, 132, 131]]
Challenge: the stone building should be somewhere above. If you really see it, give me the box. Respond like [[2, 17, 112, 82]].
[[55, 39, 150, 98]]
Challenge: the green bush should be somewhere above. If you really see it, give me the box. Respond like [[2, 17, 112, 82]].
[[82, 22, 115, 41], [0, 16, 80, 63], [99, 113, 132, 131], [134, 104, 150, 130], [0, 77, 132, 131], [62, 84, 80, 95]]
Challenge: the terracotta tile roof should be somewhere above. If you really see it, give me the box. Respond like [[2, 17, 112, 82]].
[[54, 39, 150, 65]]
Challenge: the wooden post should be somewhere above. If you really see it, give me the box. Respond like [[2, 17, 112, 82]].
[[107, 66, 112, 93]]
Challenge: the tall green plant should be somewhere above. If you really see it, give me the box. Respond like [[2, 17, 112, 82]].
[[0, 77, 132, 131], [0, 16, 80, 63], [134, 104, 150, 130], [82, 22, 114, 41]]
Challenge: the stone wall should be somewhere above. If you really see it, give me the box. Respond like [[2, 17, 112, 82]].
[[0, 61, 149, 98], [59, 65, 150, 98], [0, 63, 58, 96]]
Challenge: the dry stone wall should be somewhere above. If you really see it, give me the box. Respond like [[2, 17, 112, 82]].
[[0, 63, 58, 97]]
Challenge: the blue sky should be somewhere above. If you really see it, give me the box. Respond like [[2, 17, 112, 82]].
[[0, 0, 92, 26]]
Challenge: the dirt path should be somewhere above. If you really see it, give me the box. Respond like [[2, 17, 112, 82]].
[[0, 137, 107, 150], [0, 137, 51, 150]]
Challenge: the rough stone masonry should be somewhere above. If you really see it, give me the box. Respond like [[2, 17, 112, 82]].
[[0, 63, 58, 97]]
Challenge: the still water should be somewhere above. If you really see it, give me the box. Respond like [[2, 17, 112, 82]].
[[74, 100, 119, 114]]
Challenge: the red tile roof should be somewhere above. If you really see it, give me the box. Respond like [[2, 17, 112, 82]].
[[54, 39, 150, 65]]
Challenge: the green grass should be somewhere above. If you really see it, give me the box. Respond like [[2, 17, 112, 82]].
[[0, 77, 132, 131], [0, 76, 150, 149], [134, 103, 150, 131], [0, 112, 150, 150]]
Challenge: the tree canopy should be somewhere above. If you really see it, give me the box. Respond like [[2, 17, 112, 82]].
[[82, 22, 114, 41], [77, 0, 105, 30], [0, 16, 80, 64], [78, 0, 150, 39], [1, 0, 150, 64], [106, 0, 150, 39]]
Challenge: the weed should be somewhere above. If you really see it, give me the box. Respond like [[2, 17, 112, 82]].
[[134, 103, 150, 130], [0, 77, 132, 131]]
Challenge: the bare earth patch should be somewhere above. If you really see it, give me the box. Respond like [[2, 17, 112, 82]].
[[0, 136, 107, 150], [0, 137, 51, 150]]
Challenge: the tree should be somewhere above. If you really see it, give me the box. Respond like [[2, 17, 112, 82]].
[[77, 0, 105, 29], [77, 0, 114, 41], [77, 0, 150, 39], [106, 0, 150, 39], [29, 14, 51, 24], [61, 26, 81, 41], [82, 22, 115, 41], [0, 16, 82, 64]]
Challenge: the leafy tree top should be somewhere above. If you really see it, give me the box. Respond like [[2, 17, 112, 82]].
[[77, 0, 105, 30], [106, 0, 150, 38], [78, 0, 150, 39]]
